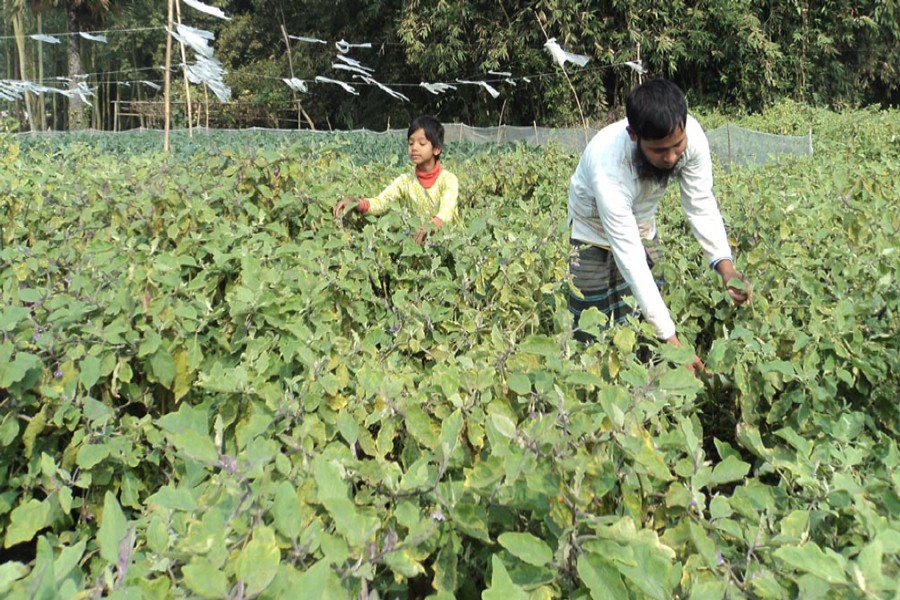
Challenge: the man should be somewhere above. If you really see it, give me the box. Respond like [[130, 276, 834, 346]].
[[567, 78, 750, 370]]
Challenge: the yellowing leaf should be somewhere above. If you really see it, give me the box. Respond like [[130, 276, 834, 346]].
[[236, 526, 280, 596]]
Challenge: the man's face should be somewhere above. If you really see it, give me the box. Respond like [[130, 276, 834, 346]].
[[637, 124, 687, 172]]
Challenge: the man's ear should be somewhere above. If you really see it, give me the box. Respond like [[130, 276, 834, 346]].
[[434, 145, 442, 157], [626, 126, 638, 142]]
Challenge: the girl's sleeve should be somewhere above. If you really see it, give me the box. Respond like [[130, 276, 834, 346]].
[[434, 171, 459, 224], [367, 174, 408, 215]]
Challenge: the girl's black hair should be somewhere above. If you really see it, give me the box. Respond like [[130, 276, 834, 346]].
[[625, 78, 688, 140], [408, 115, 445, 150]]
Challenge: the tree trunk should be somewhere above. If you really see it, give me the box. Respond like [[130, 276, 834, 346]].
[[67, 4, 87, 130], [11, 12, 37, 132]]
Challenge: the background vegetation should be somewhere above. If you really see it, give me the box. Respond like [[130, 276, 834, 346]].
[[1, 102, 898, 598], [1, 0, 898, 130]]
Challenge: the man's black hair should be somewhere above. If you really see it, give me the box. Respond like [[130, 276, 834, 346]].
[[408, 115, 445, 151], [626, 78, 688, 140]]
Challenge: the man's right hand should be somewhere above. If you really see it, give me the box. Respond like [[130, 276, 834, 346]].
[[666, 334, 705, 373], [333, 197, 359, 219]]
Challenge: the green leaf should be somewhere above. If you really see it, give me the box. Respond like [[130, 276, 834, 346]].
[[79, 355, 101, 390], [0, 307, 30, 332], [236, 526, 280, 596], [518, 335, 559, 357], [4, 498, 52, 547], [336, 410, 359, 446], [507, 373, 531, 395], [146, 515, 169, 554], [689, 581, 729, 600], [490, 413, 517, 439], [322, 497, 379, 548], [273, 481, 302, 539], [146, 485, 197, 511], [433, 543, 458, 593], [173, 350, 193, 402], [856, 540, 884, 591], [726, 277, 748, 292], [0, 414, 19, 447], [613, 328, 636, 354], [168, 430, 219, 465], [450, 502, 491, 543], [0, 562, 28, 595], [149, 348, 175, 387], [76, 444, 110, 470], [54, 539, 86, 585], [0, 352, 43, 389], [498, 532, 553, 567], [577, 553, 628, 600], [658, 367, 703, 396], [291, 559, 348, 599], [313, 457, 348, 501], [774, 544, 848, 584], [708, 456, 751, 487], [183, 558, 229, 599], [22, 408, 46, 458], [98, 492, 127, 563], [577, 307, 608, 336], [482, 555, 529, 600], [439, 409, 463, 459]]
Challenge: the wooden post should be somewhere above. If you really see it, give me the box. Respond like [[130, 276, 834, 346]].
[[496, 99, 507, 145], [174, 0, 193, 137], [280, 25, 315, 130], [163, 0, 174, 152]]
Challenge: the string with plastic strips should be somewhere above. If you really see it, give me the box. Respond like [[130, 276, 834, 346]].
[[13, 59, 642, 101], [0, 26, 164, 41]]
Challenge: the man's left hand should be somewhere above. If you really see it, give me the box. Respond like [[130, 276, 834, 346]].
[[715, 260, 752, 306]]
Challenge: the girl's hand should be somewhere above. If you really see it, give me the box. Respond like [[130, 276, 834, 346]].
[[414, 217, 442, 245], [333, 198, 360, 219]]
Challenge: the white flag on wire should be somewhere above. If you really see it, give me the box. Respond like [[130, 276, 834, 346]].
[[30, 34, 62, 44], [183, 0, 231, 20], [420, 82, 457, 95], [455, 79, 500, 98], [625, 60, 646, 74], [355, 76, 409, 102], [283, 78, 308, 93], [335, 39, 372, 54], [544, 38, 590, 68], [315, 76, 358, 95], [289, 35, 328, 44], [79, 32, 109, 43]]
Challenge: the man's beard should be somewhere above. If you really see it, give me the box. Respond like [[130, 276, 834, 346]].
[[633, 146, 682, 184]]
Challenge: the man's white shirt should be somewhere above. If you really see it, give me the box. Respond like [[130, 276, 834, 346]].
[[567, 115, 733, 339]]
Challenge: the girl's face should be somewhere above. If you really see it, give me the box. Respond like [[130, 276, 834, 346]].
[[407, 128, 440, 171]]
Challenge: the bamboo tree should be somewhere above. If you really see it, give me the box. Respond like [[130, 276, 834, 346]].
[[163, 0, 173, 152], [173, 0, 192, 137]]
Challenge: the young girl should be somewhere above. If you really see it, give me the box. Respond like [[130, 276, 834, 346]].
[[333, 115, 458, 244]]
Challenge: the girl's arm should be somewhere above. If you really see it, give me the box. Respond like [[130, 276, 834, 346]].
[[432, 171, 459, 225], [364, 174, 409, 216]]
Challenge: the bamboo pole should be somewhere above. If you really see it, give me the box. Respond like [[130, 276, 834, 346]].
[[163, 0, 174, 152], [11, 12, 36, 132], [280, 24, 315, 130], [535, 15, 587, 145], [37, 14, 46, 131], [174, 0, 193, 137]]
